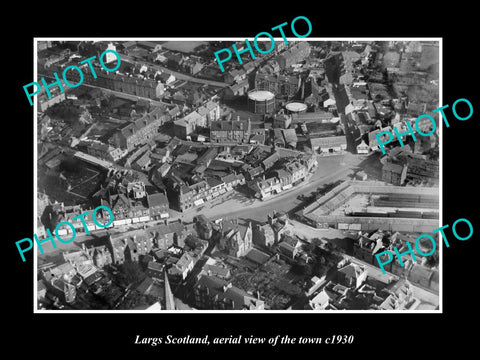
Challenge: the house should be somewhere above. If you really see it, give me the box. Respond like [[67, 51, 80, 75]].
[[268, 211, 290, 243], [131, 149, 152, 172], [273, 113, 292, 129], [42, 262, 77, 283], [193, 275, 264, 310], [202, 264, 231, 279], [407, 264, 437, 290], [91, 245, 113, 268], [249, 176, 282, 199], [173, 111, 206, 139], [223, 78, 249, 99], [353, 235, 384, 264], [38, 280, 47, 300], [108, 230, 155, 264], [368, 127, 393, 152], [253, 223, 275, 247], [224, 68, 247, 84], [147, 192, 170, 220], [210, 118, 252, 143], [50, 279, 77, 304], [159, 72, 176, 86], [109, 106, 169, 151], [168, 252, 195, 280], [147, 221, 188, 249], [277, 235, 301, 259], [218, 219, 253, 258], [356, 140, 369, 154], [181, 57, 204, 75], [282, 129, 298, 149], [310, 135, 347, 153], [382, 162, 407, 185], [276, 41, 311, 69], [378, 282, 415, 310], [86, 141, 124, 162], [309, 289, 338, 310], [337, 263, 368, 290], [262, 151, 280, 170], [255, 73, 299, 97]]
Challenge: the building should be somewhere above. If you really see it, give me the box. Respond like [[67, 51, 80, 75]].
[[368, 127, 393, 152], [147, 192, 170, 220], [37, 90, 66, 112], [168, 252, 195, 280], [101, 192, 151, 226], [277, 235, 301, 259], [247, 90, 275, 114], [194, 214, 213, 240], [356, 140, 370, 154], [48, 203, 113, 237], [276, 41, 311, 69], [382, 162, 407, 185], [297, 180, 439, 232], [310, 135, 347, 153], [210, 118, 252, 143], [109, 106, 170, 151], [272, 113, 292, 129], [149, 221, 188, 249], [249, 157, 314, 200], [173, 111, 206, 139], [253, 223, 276, 247], [193, 275, 264, 310], [337, 263, 368, 290], [50, 279, 77, 303], [196, 100, 221, 126], [85, 141, 124, 162], [91, 245, 113, 268], [254, 73, 300, 97], [405, 156, 439, 185], [108, 230, 155, 264], [223, 78, 250, 99], [218, 219, 253, 258], [54, 63, 164, 99], [353, 235, 384, 264], [146, 261, 164, 279], [181, 57, 204, 75]]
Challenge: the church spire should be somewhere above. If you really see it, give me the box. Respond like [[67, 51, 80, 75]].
[[164, 270, 176, 310]]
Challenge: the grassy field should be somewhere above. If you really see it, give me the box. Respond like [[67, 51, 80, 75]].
[[162, 41, 208, 53]]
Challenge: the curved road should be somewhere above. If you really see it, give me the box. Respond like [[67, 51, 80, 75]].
[[177, 152, 369, 223]]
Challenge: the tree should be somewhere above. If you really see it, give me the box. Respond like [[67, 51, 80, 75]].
[[59, 157, 81, 173], [291, 263, 312, 277], [119, 261, 146, 285]]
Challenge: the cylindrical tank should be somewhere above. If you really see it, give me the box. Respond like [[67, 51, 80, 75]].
[[247, 90, 275, 114], [285, 101, 307, 114]]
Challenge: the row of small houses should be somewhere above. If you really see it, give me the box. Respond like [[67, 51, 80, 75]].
[[36, 192, 171, 240]]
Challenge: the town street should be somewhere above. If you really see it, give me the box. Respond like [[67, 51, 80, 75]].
[[176, 152, 371, 223]]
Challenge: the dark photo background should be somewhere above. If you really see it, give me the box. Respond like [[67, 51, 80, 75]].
[[6, 3, 478, 356]]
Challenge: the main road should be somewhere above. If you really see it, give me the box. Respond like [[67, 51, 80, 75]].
[[176, 152, 370, 223]]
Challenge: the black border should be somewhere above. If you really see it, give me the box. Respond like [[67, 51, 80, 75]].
[[7, 5, 479, 355]]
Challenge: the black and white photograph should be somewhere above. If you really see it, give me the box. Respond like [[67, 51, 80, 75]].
[[32, 38, 442, 312], [6, 5, 479, 356]]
